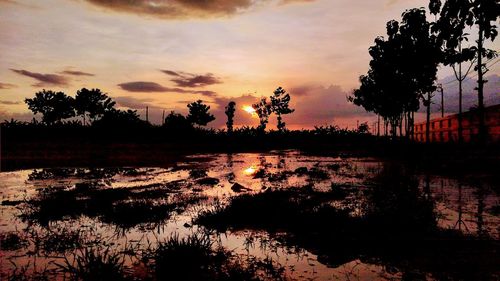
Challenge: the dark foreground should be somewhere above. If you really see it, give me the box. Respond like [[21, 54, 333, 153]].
[[1, 150, 499, 280]]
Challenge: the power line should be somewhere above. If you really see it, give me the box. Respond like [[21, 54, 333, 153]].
[[441, 57, 500, 87]]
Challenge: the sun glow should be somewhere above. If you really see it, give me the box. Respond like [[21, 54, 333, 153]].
[[243, 105, 256, 115], [243, 166, 257, 176]]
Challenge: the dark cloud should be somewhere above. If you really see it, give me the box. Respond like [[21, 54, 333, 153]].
[[161, 70, 181, 76], [60, 70, 95, 76], [0, 82, 17, 89], [162, 70, 222, 88], [0, 100, 21, 105], [10, 69, 69, 87], [288, 85, 316, 97], [118, 81, 172, 92], [82, 0, 315, 19], [118, 81, 217, 97]]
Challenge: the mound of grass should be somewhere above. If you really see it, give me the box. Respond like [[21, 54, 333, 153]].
[[144, 233, 287, 281], [0, 232, 29, 251]]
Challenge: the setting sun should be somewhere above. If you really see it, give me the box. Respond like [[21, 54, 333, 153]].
[[243, 106, 256, 115]]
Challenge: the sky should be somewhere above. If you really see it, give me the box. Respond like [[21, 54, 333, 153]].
[[0, 0, 498, 129]]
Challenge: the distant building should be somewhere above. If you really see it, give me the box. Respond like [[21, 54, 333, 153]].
[[414, 104, 500, 143]]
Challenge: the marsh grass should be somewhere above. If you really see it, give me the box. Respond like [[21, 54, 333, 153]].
[[57, 247, 130, 281], [20, 178, 204, 230], [0, 232, 29, 251], [195, 166, 500, 279], [142, 233, 287, 281]]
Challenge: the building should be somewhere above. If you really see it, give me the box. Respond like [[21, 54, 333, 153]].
[[414, 104, 500, 143]]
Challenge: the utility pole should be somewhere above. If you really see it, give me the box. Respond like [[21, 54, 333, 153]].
[[162, 110, 165, 125], [437, 83, 444, 118], [146, 106, 149, 123]]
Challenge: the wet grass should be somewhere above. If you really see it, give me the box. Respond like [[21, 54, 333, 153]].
[[58, 247, 130, 281], [195, 165, 500, 279], [142, 233, 287, 281], [19, 179, 204, 230], [51, 233, 288, 281], [0, 232, 29, 251]]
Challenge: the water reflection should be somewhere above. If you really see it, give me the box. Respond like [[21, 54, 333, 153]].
[[0, 151, 499, 280], [243, 166, 257, 176]]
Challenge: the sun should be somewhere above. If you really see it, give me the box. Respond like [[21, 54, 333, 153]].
[[243, 105, 256, 115]]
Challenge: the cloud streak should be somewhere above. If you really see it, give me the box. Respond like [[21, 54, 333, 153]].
[[118, 81, 217, 97], [161, 70, 222, 88], [0, 82, 17, 89], [0, 100, 21, 105], [82, 0, 314, 19], [60, 70, 95, 76], [10, 69, 70, 87]]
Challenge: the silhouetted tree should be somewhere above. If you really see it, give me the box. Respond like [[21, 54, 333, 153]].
[[225, 101, 236, 133], [25, 90, 75, 125], [270, 87, 294, 131], [430, 0, 499, 142], [252, 97, 272, 131], [357, 122, 370, 134], [74, 88, 115, 126], [163, 111, 193, 131], [350, 8, 441, 138], [187, 100, 215, 127], [92, 108, 148, 128]]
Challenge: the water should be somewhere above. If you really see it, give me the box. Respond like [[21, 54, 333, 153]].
[[1, 150, 498, 280]]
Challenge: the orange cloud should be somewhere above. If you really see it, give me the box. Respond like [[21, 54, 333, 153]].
[[81, 0, 315, 19]]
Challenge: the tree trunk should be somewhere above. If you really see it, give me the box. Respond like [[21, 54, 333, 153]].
[[477, 25, 486, 143], [426, 92, 431, 144], [377, 115, 380, 137], [458, 71, 463, 143]]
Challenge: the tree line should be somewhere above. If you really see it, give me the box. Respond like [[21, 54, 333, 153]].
[[349, 0, 498, 143], [17, 86, 297, 132]]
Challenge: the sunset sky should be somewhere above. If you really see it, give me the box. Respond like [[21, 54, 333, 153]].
[[1, 0, 499, 129]]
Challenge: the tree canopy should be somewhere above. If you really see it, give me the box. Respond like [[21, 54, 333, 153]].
[[187, 100, 215, 127], [225, 101, 236, 133], [25, 90, 75, 125], [270, 87, 294, 131], [74, 88, 115, 125]]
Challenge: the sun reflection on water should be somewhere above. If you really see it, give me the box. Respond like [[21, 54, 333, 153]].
[[243, 166, 257, 176]]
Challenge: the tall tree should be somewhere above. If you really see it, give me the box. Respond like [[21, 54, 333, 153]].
[[270, 87, 294, 131], [187, 100, 215, 127], [74, 88, 115, 126], [430, 0, 498, 142], [252, 97, 272, 131], [225, 101, 236, 133], [25, 90, 75, 125], [350, 8, 441, 138]]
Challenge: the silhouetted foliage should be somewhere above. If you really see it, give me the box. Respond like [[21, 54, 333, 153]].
[[350, 8, 442, 138], [430, 0, 499, 142], [270, 87, 294, 131], [357, 122, 370, 134], [25, 90, 75, 125], [187, 100, 215, 127], [163, 111, 194, 132], [252, 97, 272, 131], [74, 88, 115, 126], [92, 109, 149, 128], [225, 101, 236, 133]]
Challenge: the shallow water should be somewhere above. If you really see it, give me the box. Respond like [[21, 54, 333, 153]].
[[1, 150, 498, 280]]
